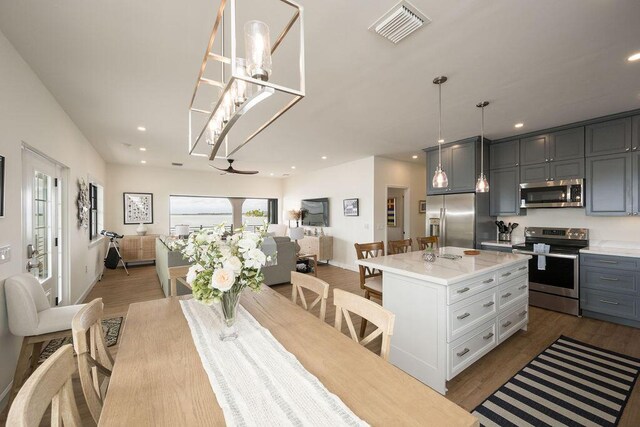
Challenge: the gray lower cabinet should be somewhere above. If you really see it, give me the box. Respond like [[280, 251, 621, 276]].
[[580, 253, 640, 327], [490, 167, 522, 216], [585, 117, 632, 157], [490, 140, 519, 169], [585, 153, 632, 216]]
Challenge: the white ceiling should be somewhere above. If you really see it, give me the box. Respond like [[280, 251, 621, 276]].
[[1, 0, 639, 176]]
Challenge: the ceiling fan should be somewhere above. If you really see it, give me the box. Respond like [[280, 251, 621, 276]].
[[210, 159, 259, 175]]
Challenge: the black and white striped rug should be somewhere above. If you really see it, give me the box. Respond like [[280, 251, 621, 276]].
[[472, 335, 640, 426]]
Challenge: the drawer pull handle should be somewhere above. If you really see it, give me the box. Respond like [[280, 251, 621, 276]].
[[456, 348, 470, 357], [502, 321, 512, 328], [600, 276, 619, 282], [599, 299, 620, 305], [483, 332, 494, 340], [483, 301, 495, 308], [457, 287, 471, 294], [519, 310, 528, 317], [518, 285, 527, 290], [518, 266, 528, 271], [596, 260, 618, 264], [501, 272, 512, 277], [483, 278, 494, 284], [502, 292, 512, 298], [457, 312, 471, 320]]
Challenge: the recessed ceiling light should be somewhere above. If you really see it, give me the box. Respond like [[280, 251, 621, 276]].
[[321, 156, 327, 160], [438, 138, 445, 143], [140, 160, 146, 164], [412, 155, 418, 159], [137, 126, 146, 131], [270, 173, 274, 176], [291, 166, 296, 169], [139, 147, 147, 151], [628, 52, 640, 62], [514, 123, 524, 128]]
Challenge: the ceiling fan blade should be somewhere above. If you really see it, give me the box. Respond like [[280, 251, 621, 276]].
[[231, 169, 259, 175], [208, 160, 258, 174]]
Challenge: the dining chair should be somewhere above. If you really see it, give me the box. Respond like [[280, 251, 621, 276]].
[[333, 289, 396, 361], [7, 344, 81, 427], [388, 238, 413, 254], [72, 298, 114, 424], [291, 272, 330, 322], [417, 236, 439, 251], [354, 241, 384, 337], [4, 273, 84, 408], [169, 265, 191, 296]]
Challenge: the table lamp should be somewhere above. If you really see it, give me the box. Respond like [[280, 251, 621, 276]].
[[289, 227, 305, 256]]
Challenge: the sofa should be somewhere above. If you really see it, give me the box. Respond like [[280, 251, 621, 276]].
[[155, 235, 296, 297]]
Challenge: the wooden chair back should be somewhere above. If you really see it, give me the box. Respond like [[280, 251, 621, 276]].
[[333, 289, 396, 360], [7, 344, 81, 427], [354, 242, 384, 290], [291, 272, 330, 322], [72, 298, 114, 424], [169, 265, 191, 296], [388, 238, 412, 254], [417, 236, 439, 251]]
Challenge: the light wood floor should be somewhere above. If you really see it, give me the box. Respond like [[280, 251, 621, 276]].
[[3, 263, 640, 426]]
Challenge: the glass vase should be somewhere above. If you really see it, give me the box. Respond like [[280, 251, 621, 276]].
[[219, 289, 242, 341]]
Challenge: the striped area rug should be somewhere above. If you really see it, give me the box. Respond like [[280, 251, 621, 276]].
[[472, 335, 640, 426]]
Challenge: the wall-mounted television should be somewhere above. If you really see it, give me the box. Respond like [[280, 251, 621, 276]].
[[301, 198, 329, 227]]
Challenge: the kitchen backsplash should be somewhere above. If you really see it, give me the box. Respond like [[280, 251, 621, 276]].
[[499, 209, 640, 243]]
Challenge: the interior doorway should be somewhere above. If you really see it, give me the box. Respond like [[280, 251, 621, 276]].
[[385, 186, 410, 252], [22, 145, 68, 306]]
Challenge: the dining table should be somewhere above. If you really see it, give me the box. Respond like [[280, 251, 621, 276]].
[[99, 285, 479, 426]]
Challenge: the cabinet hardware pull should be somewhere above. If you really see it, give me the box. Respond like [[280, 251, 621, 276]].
[[456, 348, 470, 357], [596, 260, 618, 264], [502, 321, 512, 328], [483, 301, 495, 308], [625, 148, 630, 152], [502, 272, 512, 277], [457, 287, 470, 294], [518, 285, 527, 290], [519, 311, 528, 317], [600, 276, 619, 282], [483, 278, 494, 284], [502, 292, 512, 298], [550, 158, 554, 161], [483, 332, 494, 340], [457, 312, 471, 320], [545, 158, 549, 162], [518, 266, 527, 271], [599, 299, 620, 305]]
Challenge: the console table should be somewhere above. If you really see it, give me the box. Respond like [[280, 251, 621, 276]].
[[298, 235, 333, 262], [120, 235, 158, 265]]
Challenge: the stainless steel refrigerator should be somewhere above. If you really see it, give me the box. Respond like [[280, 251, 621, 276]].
[[425, 192, 494, 249]]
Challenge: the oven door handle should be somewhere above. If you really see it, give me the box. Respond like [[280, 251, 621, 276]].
[[512, 249, 578, 260]]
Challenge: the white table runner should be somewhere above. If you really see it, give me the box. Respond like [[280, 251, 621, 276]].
[[180, 298, 369, 427]]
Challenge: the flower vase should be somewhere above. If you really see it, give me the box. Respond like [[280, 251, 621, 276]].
[[219, 290, 242, 341]]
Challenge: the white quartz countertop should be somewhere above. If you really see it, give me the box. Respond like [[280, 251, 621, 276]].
[[580, 241, 640, 259], [480, 239, 524, 249], [357, 247, 531, 286]]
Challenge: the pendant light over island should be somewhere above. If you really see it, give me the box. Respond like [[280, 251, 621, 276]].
[[475, 101, 490, 193], [432, 76, 448, 189]]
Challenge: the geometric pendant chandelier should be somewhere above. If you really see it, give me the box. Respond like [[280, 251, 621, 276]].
[[188, 0, 305, 161]]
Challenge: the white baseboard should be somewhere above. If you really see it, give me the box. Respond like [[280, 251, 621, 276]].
[[327, 260, 359, 273], [75, 272, 102, 304]]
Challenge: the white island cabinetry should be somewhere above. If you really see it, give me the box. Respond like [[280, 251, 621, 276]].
[[357, 247, 531, 394]]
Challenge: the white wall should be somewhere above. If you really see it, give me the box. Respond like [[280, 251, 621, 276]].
[[373, 157, 427, 247], [282, 157, 376, 271], [0, 29, 107, 406], [105, 164, 284, 235]]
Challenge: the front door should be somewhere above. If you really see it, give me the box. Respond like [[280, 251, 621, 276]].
[[22, 148, 63, 306]]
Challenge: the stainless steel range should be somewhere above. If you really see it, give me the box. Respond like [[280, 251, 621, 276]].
[[512, 227, 589, 316]]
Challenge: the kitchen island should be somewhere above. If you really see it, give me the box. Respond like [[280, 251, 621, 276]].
[[357, 247, 531, 394]]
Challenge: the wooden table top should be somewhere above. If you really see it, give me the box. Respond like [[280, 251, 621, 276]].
[[99, 287, 478, 426]]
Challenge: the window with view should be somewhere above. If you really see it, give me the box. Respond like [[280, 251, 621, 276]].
[[89, 182, 104, 240]]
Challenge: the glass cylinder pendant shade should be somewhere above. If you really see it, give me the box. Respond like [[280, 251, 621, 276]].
[[244, 20, 272, 81], [233, 65, 250, 106], [432, 165, 449, 188], [475, 172, 489, 192]]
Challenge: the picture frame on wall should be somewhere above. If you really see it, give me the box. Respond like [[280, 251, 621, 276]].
[[419, 200, 426, 214], [387, 197, 396, 226], [123, 192, 153, 224], [343, 198, 359, 216], [0, 155, 5, 218]]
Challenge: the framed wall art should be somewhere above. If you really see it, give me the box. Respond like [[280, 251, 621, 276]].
[[419, 200, 426, 214], [343, 198, 359, 216], [123, 192, 154, 224], [386, 197, 396, 226]]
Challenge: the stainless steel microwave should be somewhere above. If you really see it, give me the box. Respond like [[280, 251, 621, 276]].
[[520, 178, 584, 208]]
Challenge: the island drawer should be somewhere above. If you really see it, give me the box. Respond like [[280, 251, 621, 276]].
[[581, 254, 638, 271], [497, 275, 528, 312], [497, 262, 529, 285], [447, 272, 497, 305], [448, 289, 497, 342], [497, 302, 528, 343], [580, 288, 639, 320], [580, 266, 638, 295], [447, 320, 497, 379]]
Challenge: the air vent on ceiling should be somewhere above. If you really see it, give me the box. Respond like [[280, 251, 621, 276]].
[[369, 1, 430, 44], [171, 162, 183, 167]]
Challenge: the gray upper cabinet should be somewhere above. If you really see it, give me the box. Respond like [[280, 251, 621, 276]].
[[449, 142, 476, 192], [490, 167, 521, 216], [520, 135, 548, 165], [586, 117, 632, 157], [549, 127, 585, 161], [586, 153, 632, 216], [520, 164, 548, 183], [633, 151, 640, 216], [490, 140, 519, 169], [633, 115, 640, 153], [549, 159, 584, 181]]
